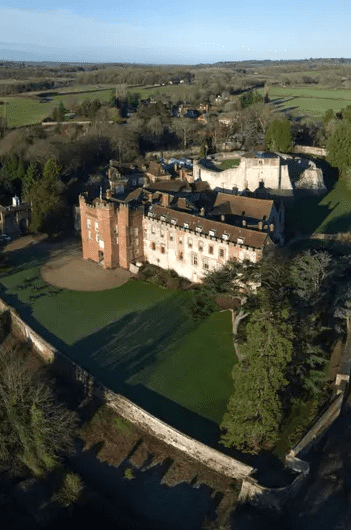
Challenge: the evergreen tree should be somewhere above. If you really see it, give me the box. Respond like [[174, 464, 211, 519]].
[[265, 119, 293, 152], [220, 305, 293, 453], [326, 121, 351, 174]]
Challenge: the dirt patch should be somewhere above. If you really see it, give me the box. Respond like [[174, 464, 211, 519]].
[[41, 253, 133, 291]]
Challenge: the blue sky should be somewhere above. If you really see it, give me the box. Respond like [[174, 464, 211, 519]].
[[0, 0, 349, 64]]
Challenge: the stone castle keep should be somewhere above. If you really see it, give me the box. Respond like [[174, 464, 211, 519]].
[[193, 154, 326, 196]]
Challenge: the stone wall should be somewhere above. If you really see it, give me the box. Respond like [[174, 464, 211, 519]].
[[294, 145, 327, 157]]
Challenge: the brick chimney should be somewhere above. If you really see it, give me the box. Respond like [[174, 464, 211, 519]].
[[200, 207, 205, 216], [221, 214, 225, 222], [258, 221, 263, 230], [161, 193, 170, 207]]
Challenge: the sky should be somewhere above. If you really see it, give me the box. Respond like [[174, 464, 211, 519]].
[[0, 0, 349, 64]]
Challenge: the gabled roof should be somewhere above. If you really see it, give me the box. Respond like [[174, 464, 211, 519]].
[[148, 205, 272, 249], [148, 161, 170, 177], [146, 179, 191, 193], [213, 193, 274, 220]]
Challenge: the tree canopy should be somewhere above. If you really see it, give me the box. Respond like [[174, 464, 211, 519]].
[[265, 119, 293, 152], [326, 120, 351, 174]]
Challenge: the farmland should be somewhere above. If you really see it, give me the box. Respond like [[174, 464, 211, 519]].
[[261, 86, 351, 118]]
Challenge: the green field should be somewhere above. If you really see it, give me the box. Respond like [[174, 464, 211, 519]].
[[220, 158, 240, 170], [259, 86, 351, 118], [2, 88, 113, 127], [0, 246, 235, 426], [1, 83, 195, 127]]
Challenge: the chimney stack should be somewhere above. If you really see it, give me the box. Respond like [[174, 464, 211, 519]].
[[200, 207, 205, 216], [258, 221, 263, 230], [221, 214, 225, 222]]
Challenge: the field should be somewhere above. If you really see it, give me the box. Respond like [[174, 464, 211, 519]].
[[1, 88, 113, 127], [0, 82, 195, 127], [260, 86, 351, 118], [0, 243, 236, 428]]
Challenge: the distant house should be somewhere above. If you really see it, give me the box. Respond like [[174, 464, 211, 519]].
[[145, 161, 172, 184]]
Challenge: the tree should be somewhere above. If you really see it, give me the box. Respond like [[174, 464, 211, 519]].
[[265, 119, 293, 152], [26, 158, 64, 233], [326, 121, 351, 174], [0, 345, 78, 478], [220, 306, 293, 453]]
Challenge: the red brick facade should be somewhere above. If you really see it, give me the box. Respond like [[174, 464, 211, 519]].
[[79, 195, 144, 270]]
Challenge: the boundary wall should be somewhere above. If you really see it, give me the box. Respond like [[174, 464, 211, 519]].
[[2, 296, 350, 511]]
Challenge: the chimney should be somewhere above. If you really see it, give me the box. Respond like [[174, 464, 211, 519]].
[[200, 207, 205, 216], [106, 188, 112, 199], [270, 223, 274, 233], [242, 220, 246, 227], [161, 193, 170, 207], [221, 214, 225, 222], [258, 221, 263, 230]]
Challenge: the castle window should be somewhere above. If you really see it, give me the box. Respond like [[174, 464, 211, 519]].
[[192, 254, 198, 266], [88, 230, 92, 240], [203, 258, 209, 270], [161, 246, 165, 254], [135, 247, 139, 256], [87, 219, 91, 229], [199, 241, 203, 251], [160, 229, 165, 238], [114, 224, 118, 234], [115, 236, 118, 244], [134, 227, 139, 236], [179, 236, 183, 245], [179, 251, 183, 260], [151, 225, 155, 234], [188, 237, 193, 247], [151, 242, 156, 250], [209, 245, 214, 255], [219, 248, 225, 258], [96, 233, 99, 242], [169, 232, 174, 241], [95, 221, 99, 232], [134, 237, 139, 247]]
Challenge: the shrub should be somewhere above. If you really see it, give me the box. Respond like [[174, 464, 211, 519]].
[[52, 472, 83, 507], [124, 467, 135, 480], [188, 290, 217, 321]]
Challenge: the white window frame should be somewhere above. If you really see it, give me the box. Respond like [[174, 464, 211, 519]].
[[188, 237, 193, 247], [169, 232, 174, 241], [192, 253, 198, 266], [134, 227, 139, 236], [87, 219, 91, 229], [96, 233, 99, 242], [95, 221, 99, 232], [88, 230, 92, 240], [151, 225, 156, 234], [203, 258, 209, 270]]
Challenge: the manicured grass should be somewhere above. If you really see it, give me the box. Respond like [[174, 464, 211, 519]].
[[0, 248, 236, 424], [220, 159, 240, 170], [143, 310, 236, 423]]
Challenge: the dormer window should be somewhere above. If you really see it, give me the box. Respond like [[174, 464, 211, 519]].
[[209, 229, 216, 237], [171, 218, 177, 225], [160, 215, 166, 222], [222, 232, 229, 241], [183, 222, 189, 229], [237, 237, 244, 245], [196, 226, 202, 233]]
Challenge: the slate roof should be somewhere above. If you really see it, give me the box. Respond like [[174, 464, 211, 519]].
[[213, 193, 274, 220], [148, 204, 272, 249]]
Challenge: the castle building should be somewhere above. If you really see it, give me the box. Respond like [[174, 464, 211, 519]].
[[79, 189, 275, 283], [0, 196, 31, 236]]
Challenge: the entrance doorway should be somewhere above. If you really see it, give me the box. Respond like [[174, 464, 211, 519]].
[[98, 250, 104, 266]]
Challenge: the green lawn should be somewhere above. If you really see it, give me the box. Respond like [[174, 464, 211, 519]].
[[220, 159, 240, 170], [0, 247, 235, 426], [144, 310, 236, 423], [316, 177, 351, 233]]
